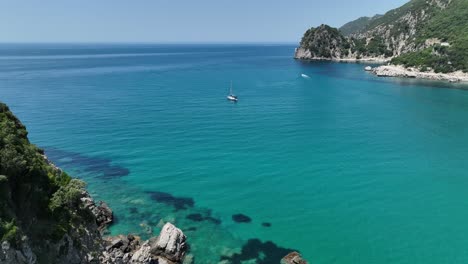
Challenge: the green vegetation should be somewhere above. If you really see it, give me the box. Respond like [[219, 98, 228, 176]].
[[339, 15, 382, 36], [363, 0, 442, 32], [299, 0, 468, 72], [398, 0, 468, 72], [0, 221, 18, 245], [392, 44, 468, 73], [300, 25, 350, 58], [0, 102, 91, 249]]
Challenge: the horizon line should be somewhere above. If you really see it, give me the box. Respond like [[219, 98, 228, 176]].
[[0, 41, 299, 45]]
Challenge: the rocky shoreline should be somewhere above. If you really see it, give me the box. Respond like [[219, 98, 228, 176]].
[[2, 183, 308, 264], [370, 65, 468, 83], [0, 102, 308, 264], [295, 47, 468, 83], [294, 47, 390, 63]]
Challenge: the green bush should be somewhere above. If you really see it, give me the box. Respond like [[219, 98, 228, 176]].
[[0, 102, 94, 248], [49, 179, 86, 212], [1, 221, 19, 245]]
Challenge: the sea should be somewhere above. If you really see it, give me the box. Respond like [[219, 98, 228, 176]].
[[1, 43, 468, 264]]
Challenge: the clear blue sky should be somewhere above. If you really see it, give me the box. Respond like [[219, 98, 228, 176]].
[[0, 0, 408, 43]]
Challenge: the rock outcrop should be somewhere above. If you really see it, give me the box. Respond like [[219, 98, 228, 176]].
[[371, 65, 468, 82], [0, 240, 36, 264], [281, 252, 308, 264], [101, 223, 187, 264], [81, 195, 113, 231]]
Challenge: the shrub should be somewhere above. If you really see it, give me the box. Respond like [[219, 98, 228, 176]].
[[0, 221, 19, 245], [49, 179, 86, 212]]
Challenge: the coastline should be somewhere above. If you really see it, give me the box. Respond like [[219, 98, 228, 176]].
[[294, 47, 390, 63], [370, 65, 468, 83], [0, 101, 308, 264], [295, 48, 468, 83]]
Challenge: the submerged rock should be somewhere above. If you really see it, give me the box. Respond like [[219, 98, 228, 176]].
[[232, 214, 252, 223]]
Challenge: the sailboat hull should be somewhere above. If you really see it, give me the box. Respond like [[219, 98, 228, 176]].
[[227, 96, 238, 102]]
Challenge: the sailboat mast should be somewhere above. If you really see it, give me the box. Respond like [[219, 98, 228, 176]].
[[230, 81, 233, 95]]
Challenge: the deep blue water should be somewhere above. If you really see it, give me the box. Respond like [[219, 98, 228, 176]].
[[2, 44, 468, 264]]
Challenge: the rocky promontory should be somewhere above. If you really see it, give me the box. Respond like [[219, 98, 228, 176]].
[[295, 0, 468, 80], [370, 65, 468, 82]]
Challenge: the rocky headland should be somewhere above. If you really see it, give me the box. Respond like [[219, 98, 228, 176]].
[[295, 0, 468, 82]]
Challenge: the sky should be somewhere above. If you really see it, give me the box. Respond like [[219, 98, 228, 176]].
[[0, 0, 409, 43]]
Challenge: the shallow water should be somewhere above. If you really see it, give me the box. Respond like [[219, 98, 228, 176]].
[[2, 44, 468, 263]]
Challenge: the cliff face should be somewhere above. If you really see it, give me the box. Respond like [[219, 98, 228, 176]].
[[346, 0, 452, 56], [0, 102, 105, 263], [0, 102, 188, 264], [295, 0, 468, 73]]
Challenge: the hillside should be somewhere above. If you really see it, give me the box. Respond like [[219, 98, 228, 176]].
[[295, 0, 468, 73], [339, 15, 382, 36], [0, 102, 105, 263]]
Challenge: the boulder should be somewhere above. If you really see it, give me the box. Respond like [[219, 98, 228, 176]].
[[150, 223, 187, 263], [81, 193, 114, 230], [94, 201, 114, 229], [281, 251, 308, 264], [101, 223, 186, 264], [129, 241, 152, 263]]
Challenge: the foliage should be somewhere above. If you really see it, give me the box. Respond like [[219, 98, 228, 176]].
[[300, 25, 350, 58], [0, 221, 19, 245], [49, 179, 86, 212], [390, 0, 468, 72], [339, 15, 382, 36], [0, 102, 93, 249], [300, 0, 467, 72]]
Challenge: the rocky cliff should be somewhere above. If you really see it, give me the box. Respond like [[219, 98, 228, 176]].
[[296, 0, 468, 74], [0, 102, 188, 264]]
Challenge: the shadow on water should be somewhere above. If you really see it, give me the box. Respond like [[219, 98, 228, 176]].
[[146, 191, 195, 211], [41, 150, 296, 264], [186, 212, 222, 225], [43, 147, 130, 179], [232, 214, 252, 223], [220, 239, 298, 264], [42, 148, 292, 262]]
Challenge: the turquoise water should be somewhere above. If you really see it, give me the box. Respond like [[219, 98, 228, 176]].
[[2, 44, 468, 263]]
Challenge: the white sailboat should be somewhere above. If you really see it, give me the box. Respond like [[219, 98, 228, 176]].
[[227, 81, 238, 102]]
